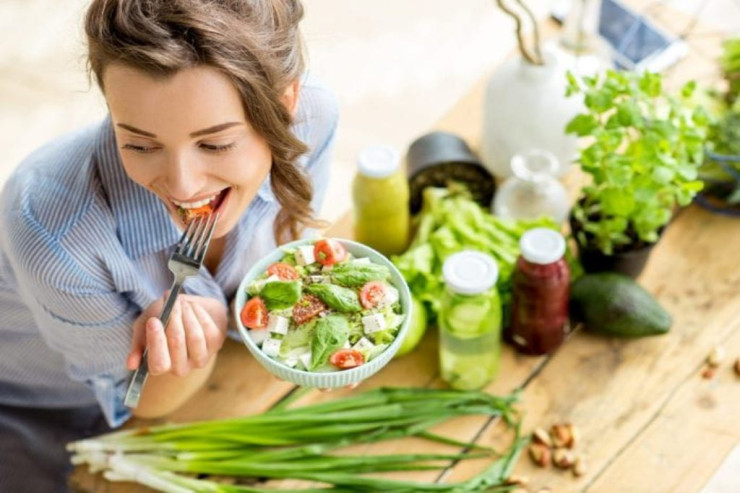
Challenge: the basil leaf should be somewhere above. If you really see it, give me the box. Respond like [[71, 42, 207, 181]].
[[310, 315, 349, 370], [330, 263, 391, 287], [305, 283, 362, 313], [260, 281, 302, 310]]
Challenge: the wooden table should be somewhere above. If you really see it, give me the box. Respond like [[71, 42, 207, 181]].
[[70, 5, 739, 493]]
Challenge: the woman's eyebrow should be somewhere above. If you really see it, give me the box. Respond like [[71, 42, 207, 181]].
[[117, 123, 156, 137], [116, 121, 243, 138], [190, 122, 243, 137]]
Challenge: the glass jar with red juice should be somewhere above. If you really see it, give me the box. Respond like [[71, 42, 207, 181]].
[[509, 228, 570, 355]]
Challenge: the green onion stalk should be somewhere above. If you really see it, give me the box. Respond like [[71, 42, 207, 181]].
[[69, 387, 527, 492]]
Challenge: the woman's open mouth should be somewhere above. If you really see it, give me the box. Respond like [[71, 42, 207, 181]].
[[173, 187, 231, 223]]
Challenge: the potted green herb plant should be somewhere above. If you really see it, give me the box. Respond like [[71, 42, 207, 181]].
[[565, 70, 709, 278], [697, 37, 740, 215]]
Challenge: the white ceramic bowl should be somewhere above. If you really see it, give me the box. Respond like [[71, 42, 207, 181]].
[[234, 238, 411, 388]]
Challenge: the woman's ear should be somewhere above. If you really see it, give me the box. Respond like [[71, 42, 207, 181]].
[[281, 80, 301, 116]]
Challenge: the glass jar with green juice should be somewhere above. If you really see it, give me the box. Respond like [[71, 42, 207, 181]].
[[439, 251, 502, 390], [352, 146, 410, 256]]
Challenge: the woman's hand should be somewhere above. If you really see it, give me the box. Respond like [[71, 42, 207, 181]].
[[127, 294, 228, 377]]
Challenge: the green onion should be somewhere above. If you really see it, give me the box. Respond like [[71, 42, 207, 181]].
[[69, 387, 525, 491]]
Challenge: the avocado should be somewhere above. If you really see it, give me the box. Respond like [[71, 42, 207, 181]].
[[570, 273, 671, 337]]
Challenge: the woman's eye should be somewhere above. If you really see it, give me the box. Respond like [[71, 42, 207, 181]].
[[200, 142, 236, 153], [121, 143, 158, 154]]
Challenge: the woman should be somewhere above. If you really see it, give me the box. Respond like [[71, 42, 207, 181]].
[[0, 0, 338, 490]]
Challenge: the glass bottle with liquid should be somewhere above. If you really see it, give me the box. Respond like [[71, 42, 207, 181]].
[[492, 149, 570, 224], [508, 228, 570, 355], [439, 251, 502, 390], [352, 146, 410, 256]]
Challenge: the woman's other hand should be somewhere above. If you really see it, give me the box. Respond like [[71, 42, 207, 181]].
[[127, 294, 228, 376]]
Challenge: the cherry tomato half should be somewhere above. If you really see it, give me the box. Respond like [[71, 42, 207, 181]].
[[360, 281, 388, 309], [267, 262, 300, 281], [329, 349, 365, 369], [314, 239, 347, 266], [292, 294, 327, 325], [241, 297, 268, 329], [178, 203, 213, 223]]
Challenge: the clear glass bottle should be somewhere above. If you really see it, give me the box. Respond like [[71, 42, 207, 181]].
[[493, 149, 570, 224], [352, 146, 410, 256], [439, 251, 502, 390], [508, 228, 571, 355], [558, 0, 613, 74]]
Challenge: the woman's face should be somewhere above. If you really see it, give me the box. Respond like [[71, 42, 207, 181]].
[[103, 64, 272, 238]]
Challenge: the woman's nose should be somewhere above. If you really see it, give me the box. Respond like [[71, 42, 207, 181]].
[[164, 150, 202, 199]]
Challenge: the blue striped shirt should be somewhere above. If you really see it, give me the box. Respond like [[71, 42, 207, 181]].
[[0, 75, 338, 427]]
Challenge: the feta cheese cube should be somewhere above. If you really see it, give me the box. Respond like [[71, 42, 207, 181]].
[[298, 351, 313, 370], [380, 286, 400, 307], [362, 313, 386, 334], [352, 337, 375, 352], [352, 257, 371, 264], [283, 358, 298, 368], [295, 245, 316, 266], [248, 328, 270, 346], [267, 315, 289, 335], [262, 338, 282, 357]]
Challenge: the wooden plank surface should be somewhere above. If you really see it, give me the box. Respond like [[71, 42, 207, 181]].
[[70, 4, 740, 492]]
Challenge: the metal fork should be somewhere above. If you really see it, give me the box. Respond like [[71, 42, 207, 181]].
[[123, 212, 219, 409]]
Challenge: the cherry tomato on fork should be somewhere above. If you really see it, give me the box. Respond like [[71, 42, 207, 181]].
[[313, 239, 347, 266], [241, 297, 268, 329]]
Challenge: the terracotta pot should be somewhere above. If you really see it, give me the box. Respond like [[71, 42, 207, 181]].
[[569, 213, 660, 279]]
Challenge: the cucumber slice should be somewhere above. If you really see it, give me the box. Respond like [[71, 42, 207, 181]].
[[446, 300, 491, 337]]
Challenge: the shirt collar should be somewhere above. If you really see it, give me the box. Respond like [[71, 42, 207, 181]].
[[94, 116, 182, 259]]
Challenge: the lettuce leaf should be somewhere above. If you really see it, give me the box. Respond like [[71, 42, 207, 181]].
[[305, 283, 362, 313], [310, 315, 349, 370], [391, 185, 574, 326], [260, 281, 302, 310], [330, 262, 391, 287]]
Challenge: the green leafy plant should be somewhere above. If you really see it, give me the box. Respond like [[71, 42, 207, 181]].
[[699, 37, 740, 208], [720, 37, 740, 104], [565, 70, 709, 255]]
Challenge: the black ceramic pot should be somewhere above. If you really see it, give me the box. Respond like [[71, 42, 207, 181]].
[[569, 213, 660, 279], [406, 131, 496, 214]]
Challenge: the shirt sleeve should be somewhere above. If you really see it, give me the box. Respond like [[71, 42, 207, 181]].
[[4, 205, 136, 427]]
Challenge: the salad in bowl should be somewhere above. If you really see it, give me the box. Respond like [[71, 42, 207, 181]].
[[234, 238, 411, 388]]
